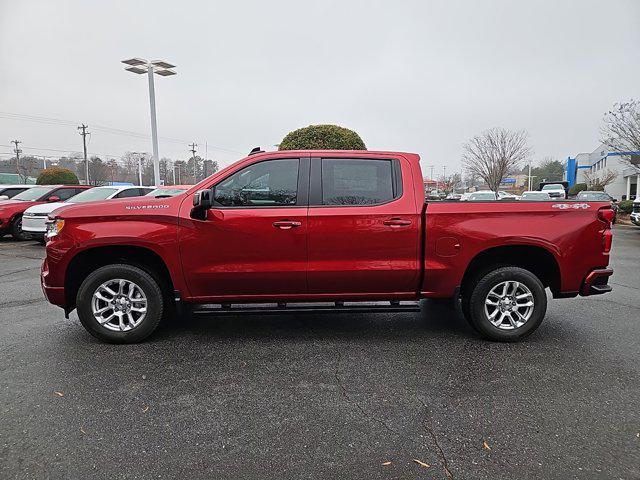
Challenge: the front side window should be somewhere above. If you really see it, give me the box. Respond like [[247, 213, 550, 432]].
[[214, 159, 299, 207], [50, 188, 80, 201], [321, 159, 396, 205]]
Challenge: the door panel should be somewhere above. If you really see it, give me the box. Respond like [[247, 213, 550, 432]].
[[307, 157, 420, 295], [179, 156, 309, 299]]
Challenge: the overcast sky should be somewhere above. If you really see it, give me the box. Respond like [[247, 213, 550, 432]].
[[1, 0, 639, 175]]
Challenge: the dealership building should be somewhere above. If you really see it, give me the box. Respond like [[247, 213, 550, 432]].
[[565, 144, 640, 200]]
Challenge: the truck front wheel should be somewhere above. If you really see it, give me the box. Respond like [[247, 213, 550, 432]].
[[468, 266, 547, 342], [76, 264, 164, 343]]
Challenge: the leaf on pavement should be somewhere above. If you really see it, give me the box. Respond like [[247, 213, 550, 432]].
[[80, 426, 86, 434], [142, 405, 149, 413], [483, 440, 491, 451], [382, 461, 392, 466], [413, 459, 430, 468], [54, 391, 64, 397]]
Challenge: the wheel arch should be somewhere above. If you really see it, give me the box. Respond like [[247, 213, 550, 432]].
[[64, 245, 175, 311], [460, 244, 561, 297]]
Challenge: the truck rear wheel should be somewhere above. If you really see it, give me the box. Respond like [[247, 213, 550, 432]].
[[468, 266, 547, 342], [76, 264, 164, 343]]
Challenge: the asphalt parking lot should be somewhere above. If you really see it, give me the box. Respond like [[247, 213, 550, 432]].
[[1, 227, 639, 480]]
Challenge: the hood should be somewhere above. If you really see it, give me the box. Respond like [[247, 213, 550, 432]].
[[53, 194, 181, 219], [0, 199, 23, 207], [24, 202, 69, 215], [0, 199, 38, 216]]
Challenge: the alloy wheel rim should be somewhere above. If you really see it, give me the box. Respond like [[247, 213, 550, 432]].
[[91, 279, 148, 332], [484, 280, 534, 330]]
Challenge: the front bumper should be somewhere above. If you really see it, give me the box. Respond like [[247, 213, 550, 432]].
[[580, 268, 613, 296], [41, 258, 66, 308], [631, 213, 640, 226]]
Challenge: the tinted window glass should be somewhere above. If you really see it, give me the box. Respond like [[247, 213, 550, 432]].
[[0, 188, 24, 198], [214, 159, 299, 207], [114, 188, 143, 198], [53, 188, 80, 201], [321, 159, 394, 205]]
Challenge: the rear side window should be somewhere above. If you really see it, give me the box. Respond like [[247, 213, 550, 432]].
[[214, 158, 299, 207], [321, 159, 399, 206]]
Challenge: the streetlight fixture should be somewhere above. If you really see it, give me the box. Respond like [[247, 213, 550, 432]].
[[121, 57, 176, 186]]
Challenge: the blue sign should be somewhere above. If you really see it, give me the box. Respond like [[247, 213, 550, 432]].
[[501, 178, 516, 184]]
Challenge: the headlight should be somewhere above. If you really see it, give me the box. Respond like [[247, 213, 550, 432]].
[[45, 218, 65, 238]]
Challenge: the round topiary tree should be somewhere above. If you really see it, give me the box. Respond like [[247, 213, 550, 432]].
[[37, 166, 79, 185], [279, 124, 366, 151]]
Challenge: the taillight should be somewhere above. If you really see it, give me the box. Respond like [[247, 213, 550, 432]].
[[602, 229, 612, 253], [598, 207, 614, 226]]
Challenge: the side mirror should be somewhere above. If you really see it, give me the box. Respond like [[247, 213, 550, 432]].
[[47, 196, 60, 202], [191, 189, 213, 220]]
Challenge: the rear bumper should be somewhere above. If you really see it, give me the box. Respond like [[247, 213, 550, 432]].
[[580, 268, 613, 296]]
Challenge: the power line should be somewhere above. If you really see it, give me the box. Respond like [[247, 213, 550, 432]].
[[0, 111, 243, 154]]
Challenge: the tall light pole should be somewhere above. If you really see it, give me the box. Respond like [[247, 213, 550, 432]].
[[121, 58, 176, 186]]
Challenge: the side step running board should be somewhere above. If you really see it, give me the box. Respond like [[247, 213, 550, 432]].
[[192, 301, 421, 315]]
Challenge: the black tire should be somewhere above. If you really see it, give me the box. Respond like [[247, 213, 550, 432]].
[[10, 215, 31, 241], [468, 266, 547, 342], [76, 264, 164, 343]]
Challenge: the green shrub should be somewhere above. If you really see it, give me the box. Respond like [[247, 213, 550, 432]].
[[279, 124, 366, 151], [568, 183, 587, 196], [37, 167, 79, 185], [617, 200, 634, 214]]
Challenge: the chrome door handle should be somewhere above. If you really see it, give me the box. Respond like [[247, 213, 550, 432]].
[[383, 218, 412, 227], [273, 220, 302, 230]]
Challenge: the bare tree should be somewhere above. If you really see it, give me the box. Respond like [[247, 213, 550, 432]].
[[583, 169, 618, 191], [17, 156, 39, 183], [437, 172, 462, 194], [462, 127, 532, 192], [601, 99, 640, 171]]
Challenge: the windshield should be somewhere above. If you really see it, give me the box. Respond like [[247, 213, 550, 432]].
[[12, 186, 54, 201], [542, 184, 563, 190], [146, 188, 187, 197], [469, 193, 496, 200], [522, 192, 548, 199], [577, 192, 610, 201], [68, 188, 118, 203]]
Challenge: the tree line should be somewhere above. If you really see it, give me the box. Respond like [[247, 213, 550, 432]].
[[0, 152, 219, 186]]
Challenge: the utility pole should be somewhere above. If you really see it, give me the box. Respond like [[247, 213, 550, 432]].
[[427, 165, 434, 181], [189, 143, 198, 182], [11, 140, 22, 181], [78, 124, 90, 185], [172, 162, 176, 185], [528, 160, 532, 191]]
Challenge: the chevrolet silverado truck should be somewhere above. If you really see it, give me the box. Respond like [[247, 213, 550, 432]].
[[40, 150, 614, 343]]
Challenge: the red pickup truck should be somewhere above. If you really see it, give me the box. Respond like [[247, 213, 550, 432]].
[[41, 150, 614, 343]]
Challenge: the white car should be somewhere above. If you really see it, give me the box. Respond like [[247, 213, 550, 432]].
[[497, 190, 518, 200], [631, 198, 640, 227], [467, 190, 498, 201], [540, 184, 566, 199], [520, 191, 552, 201], [22, 185, 153, 238]]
